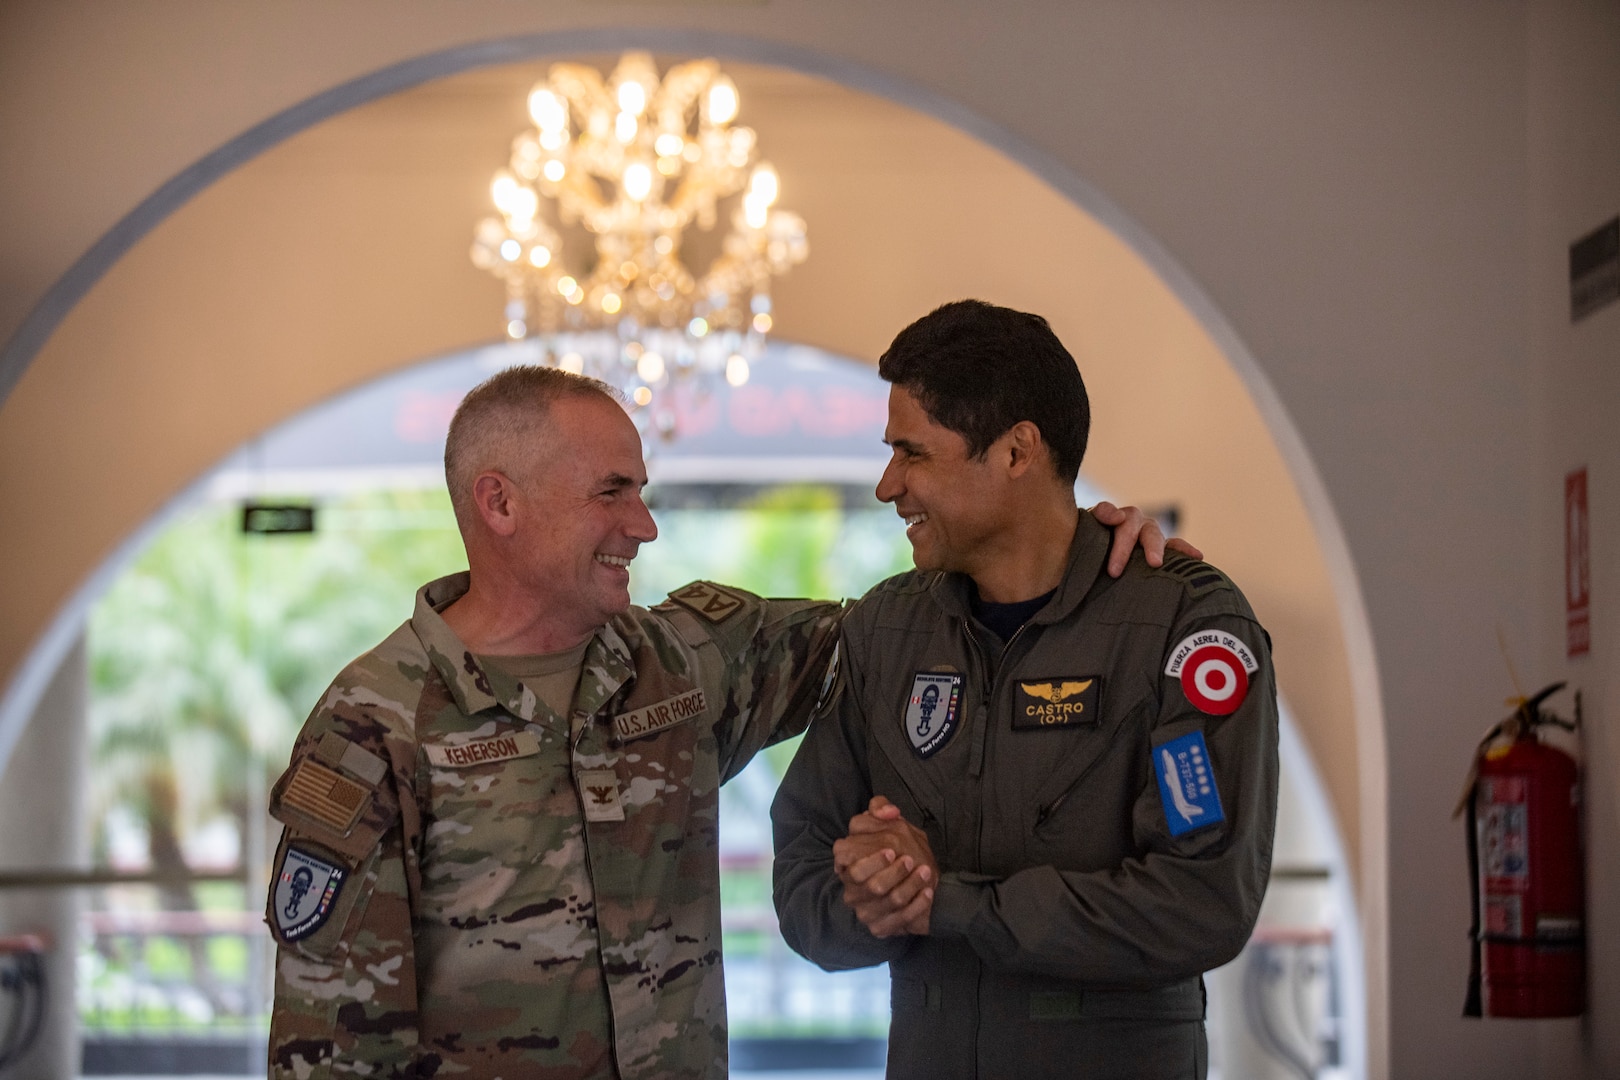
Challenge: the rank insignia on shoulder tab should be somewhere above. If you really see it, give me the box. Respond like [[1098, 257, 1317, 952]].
[[282, 759, 372, 836], [1013, 677, 1101, 730], [274, 844, 348, 942], [905, 672, 963, 758], [1154, 730, 1225, 837], [665, 581, 746, 623], [1165, 629, 1260, 716]]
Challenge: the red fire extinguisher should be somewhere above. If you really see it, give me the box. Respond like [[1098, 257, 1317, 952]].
[[1458, 682, 1584, 1018]]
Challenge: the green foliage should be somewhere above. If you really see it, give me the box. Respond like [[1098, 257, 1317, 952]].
[[84, 482, 910, 1037], [88, 489, 465, 862]]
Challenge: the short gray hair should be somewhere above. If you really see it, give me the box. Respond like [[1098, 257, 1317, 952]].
[[443, 365, 621, 530]]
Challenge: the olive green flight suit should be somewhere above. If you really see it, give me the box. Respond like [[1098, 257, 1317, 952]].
[[772, 512, 1279, 1079]]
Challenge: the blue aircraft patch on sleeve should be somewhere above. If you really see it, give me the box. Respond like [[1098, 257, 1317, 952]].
[[1154, 730, 1225, 837]]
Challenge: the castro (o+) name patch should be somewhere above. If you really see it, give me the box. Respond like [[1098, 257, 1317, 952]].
[[1013, 678, 1100, 730], [274, 844, 347, 942], [1164, 629, 1260, 716], [905, 672, 963, 758]]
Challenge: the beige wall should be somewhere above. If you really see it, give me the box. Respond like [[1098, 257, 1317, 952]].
[[8, 2, 1614, 1077], [1528, 0, 1620, 1074]]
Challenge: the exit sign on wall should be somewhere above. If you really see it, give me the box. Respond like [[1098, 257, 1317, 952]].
[[1567, 468, 1590, 658]]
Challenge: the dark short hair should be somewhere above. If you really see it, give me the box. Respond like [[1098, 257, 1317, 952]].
[[877, 300, 1089, 483]]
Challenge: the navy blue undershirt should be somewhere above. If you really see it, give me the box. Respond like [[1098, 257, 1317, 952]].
[[969, 584, 1058, 644]]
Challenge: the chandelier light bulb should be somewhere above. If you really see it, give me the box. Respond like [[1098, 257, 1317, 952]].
[[500, 239, 521, 261], [743, 194, 768, 230], [615, 112, 638, 144], [528, 246, 552, 268], [623, 163, 653, 202], [633, 386, 654, 407], [749, 165, 779, 206], [726, 354, 750, 387], [491, 171, 521, 213], [637, 351, 667, 383], [707, 79, 739, 125], [529, 88, 567, 133], [617, 80, 647, 117], [558, 275, 578, 296], [507, 186, 538, 225], [507, 319, 526, 339], [601, 292, 623, 315], [752, 313, 773, 333], [542, 159, 566, 183], [655, 133, 684, 158]]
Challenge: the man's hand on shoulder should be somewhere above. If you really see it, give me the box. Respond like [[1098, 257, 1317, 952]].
[[832, 796, 937, 937], [1092, 501, 1204, 577]]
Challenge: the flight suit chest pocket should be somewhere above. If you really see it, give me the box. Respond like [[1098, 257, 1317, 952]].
[[1027, 693, 1151, 858]]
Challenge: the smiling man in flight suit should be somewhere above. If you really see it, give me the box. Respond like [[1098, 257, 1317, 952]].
[[772, 300, 1279, 1079], [264, 362, 1181, 1080]]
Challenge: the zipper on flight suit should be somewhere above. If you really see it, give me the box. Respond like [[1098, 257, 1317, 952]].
[[960, 615, 1035, 1080]]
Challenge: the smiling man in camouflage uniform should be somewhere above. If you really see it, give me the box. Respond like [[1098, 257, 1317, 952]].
[[266, 364, 1175, 1079]]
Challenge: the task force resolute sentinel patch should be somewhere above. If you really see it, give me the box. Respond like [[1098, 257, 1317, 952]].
[[905, 672, 963, 758], [274, 844, 348, 942]]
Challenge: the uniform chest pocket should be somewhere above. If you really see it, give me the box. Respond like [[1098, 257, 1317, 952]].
[[421, 730, 570, 872], [1027, 694, 1151, 854]]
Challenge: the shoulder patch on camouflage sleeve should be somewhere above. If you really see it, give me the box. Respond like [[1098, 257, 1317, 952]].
[[281, 759, 371, 835], [661, 580, 747, 623], [1151, 554, 1235, 599]]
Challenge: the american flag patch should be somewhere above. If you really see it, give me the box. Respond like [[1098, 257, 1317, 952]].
[[282, 759, 371, 835]]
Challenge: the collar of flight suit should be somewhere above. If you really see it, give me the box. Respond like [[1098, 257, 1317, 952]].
[[924, 509, 1112, 629], [412, 572, 635, 731]]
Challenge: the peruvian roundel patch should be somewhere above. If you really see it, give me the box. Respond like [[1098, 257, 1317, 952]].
[[274, 844, 348, 942], [1164, 629, 1260, 716]]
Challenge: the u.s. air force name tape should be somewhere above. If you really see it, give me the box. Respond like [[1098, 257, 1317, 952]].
[[614, 689, 706, 742], [1153, 730, 1225, 837], [425, 730, 542, 769], [1164, 629, 1260, 716], [274, 844, 347, 942], [905, 672, 963, 758]]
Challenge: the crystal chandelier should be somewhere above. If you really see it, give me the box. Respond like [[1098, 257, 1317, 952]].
[[471, 52, 808, 438]]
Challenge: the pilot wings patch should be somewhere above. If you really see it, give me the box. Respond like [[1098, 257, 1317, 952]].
[[1013, 676, 1101, 730]]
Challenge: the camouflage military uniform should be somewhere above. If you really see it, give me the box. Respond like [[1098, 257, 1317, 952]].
[[267, 572, 843, 1079]]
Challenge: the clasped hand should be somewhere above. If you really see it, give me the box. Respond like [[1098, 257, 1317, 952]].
[[832, 795, 938, 938]]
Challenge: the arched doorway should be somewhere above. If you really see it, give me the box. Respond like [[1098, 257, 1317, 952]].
[[0, 38, 1381, 1079]]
